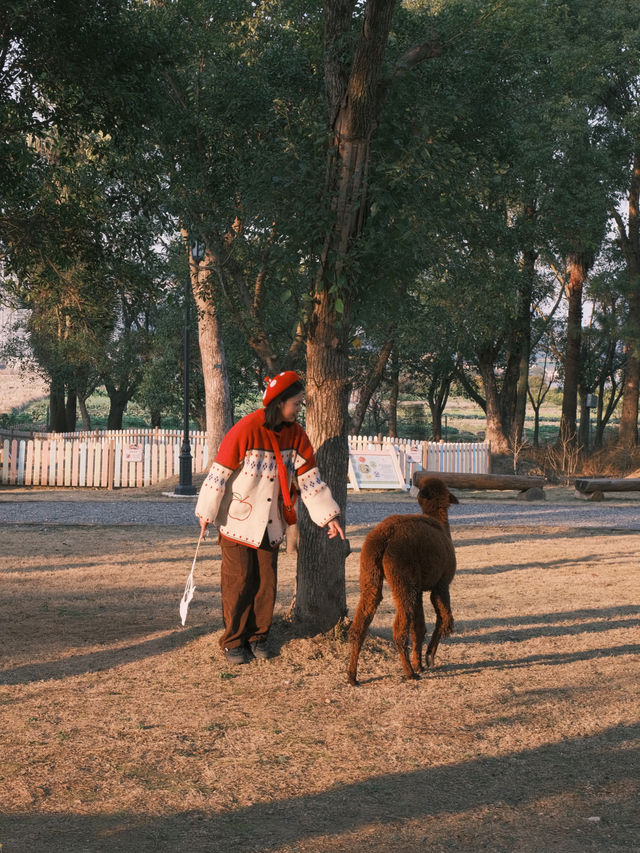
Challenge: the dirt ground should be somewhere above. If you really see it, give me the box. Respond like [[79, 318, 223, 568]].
[[0, 368, 48, 416], [1, 505, 639, 852]]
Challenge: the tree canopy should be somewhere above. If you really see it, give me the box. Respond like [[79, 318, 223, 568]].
[[3, 0, 640, 629]]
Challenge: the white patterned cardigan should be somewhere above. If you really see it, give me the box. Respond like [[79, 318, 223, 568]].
[[195, 408, 340, 548]]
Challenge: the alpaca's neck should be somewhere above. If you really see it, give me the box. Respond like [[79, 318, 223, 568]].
[[426, 508, 452, 539]]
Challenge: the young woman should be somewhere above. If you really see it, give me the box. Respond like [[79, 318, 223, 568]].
[[196, 371, 344, 664]]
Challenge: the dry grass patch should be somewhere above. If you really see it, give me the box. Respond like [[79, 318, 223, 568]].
[[1, 517, 639, 852]]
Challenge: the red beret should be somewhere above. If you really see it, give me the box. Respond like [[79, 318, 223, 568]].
[[262, 371, 302, 406]]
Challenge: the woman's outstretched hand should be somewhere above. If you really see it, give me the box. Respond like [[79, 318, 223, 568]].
[[327, 519, 345, 539]]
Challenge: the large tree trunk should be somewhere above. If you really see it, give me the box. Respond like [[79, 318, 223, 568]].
[[477, 350, 509, 453], [388, 348, 399, 438], [427, 373, 451, 442], [499, 348, 521, 443], [78, 396, 92, 431], [294, 288, 351, 632], [531, 404, 541, 447], [558, 252, 589, 446], [49, 379, 67, 432], [618, 151, 640, 448], [596, 368, 622, 448], [105, 385, 128, 429], [577, 388, 591, 450], [194, 249, 232, 460], [512, 243, 537, 444], [500, 244, 535, 444], [292, 0, 397, 632], [430, 404, 443, 441], [65, 388, 77, 432], [513, 351, 530, 444], [619, 348, 640, 448]]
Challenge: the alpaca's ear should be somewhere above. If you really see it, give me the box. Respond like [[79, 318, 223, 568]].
[[448, 490, 459, 505]]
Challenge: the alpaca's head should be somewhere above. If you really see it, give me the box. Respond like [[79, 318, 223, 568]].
[[417, 477, 458, 530]]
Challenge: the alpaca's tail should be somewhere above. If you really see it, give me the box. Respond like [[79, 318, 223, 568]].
[[358, 528, 387, 596]]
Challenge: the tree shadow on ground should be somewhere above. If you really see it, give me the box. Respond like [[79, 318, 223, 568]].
[[1, 722, 638, 853], [455, 553, 605, 575], [0, 547, 221, 574], [454, 526, 640, 548], [454, 605, 640, 644], [0, 625, 210, 686]]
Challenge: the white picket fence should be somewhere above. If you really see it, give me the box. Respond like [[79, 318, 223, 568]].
[[0, 428, 489, 490], [0, 428, 209, 489]]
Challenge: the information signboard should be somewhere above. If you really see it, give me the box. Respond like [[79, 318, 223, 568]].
[[348, 447, 406, 491]]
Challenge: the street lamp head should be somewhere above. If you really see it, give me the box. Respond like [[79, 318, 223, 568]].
[[192, 240, 205, 264]]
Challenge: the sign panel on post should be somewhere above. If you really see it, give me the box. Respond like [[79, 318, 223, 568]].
[[348, 447, 406, 490], [405, 443, 423, 465], [125, 443, 144, 463]]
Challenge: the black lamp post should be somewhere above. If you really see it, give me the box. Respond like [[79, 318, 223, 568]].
[[174, 239, 205, 496]]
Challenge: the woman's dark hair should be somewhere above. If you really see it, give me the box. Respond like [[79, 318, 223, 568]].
[[264, 380, 304, 430]]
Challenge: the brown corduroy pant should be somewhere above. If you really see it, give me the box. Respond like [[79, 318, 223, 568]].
[[218, 532, 278, 650]]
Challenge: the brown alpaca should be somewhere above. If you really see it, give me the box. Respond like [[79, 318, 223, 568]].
[[347, 477, 458, 685]]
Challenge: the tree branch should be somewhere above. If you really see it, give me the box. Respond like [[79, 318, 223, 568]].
[[253, 222, 277, 314], [612, 207, 631, 265], [350, 328, 395, 433], [392, 37, 444, 80], [455, 362, 486, 412], [285, 318, 307, 369]]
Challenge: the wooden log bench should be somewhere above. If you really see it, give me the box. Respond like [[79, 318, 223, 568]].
[[574, 477, 640, 501], [413, 471, 546, 500]]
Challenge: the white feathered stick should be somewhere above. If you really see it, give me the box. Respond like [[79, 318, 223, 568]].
[[180, 533, 204, 626]]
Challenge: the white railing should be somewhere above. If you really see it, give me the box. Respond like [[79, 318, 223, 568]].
[[0, 428, 209, 489]]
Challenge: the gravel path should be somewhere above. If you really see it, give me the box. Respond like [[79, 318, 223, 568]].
[[2, 490, 640, 529]]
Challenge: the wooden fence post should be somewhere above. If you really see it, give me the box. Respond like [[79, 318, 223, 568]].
[[107, 439, 115, 490]]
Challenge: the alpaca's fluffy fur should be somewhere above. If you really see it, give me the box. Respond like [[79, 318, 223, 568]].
[[347, 477, 458, 685]]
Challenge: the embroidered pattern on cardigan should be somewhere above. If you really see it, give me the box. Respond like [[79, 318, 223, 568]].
[[202, 463, 229, 491], [299, 468, 324, 495], [228, 493, 253, 521]]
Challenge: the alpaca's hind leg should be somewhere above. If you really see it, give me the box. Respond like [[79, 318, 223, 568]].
[[426, 612, 443, 668], [347, 587, 383, 685], [410, 596, 426, 673], [426, 586, 454, 668], [391, 592, 420, 680]]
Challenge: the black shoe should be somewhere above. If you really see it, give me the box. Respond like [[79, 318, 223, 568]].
[[250, 639, 274, 660], [224, 646, 249, 665]]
